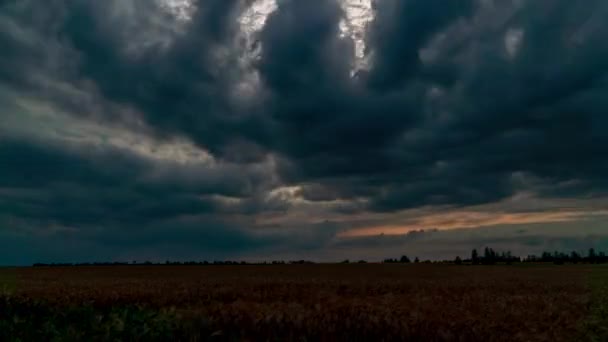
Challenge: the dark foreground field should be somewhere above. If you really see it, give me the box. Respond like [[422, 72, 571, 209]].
[[1, 264, 607, 341]]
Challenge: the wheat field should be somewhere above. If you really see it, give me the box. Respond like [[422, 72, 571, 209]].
[[1, 264, 605, 341]]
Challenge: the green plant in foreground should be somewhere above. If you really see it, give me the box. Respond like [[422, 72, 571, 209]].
[[0, 299, 187, 341]]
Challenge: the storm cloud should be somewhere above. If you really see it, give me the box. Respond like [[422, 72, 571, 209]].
[[1, 0, 608, 264]]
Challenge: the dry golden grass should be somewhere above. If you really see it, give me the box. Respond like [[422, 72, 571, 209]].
[[0, 264, 595, 341]]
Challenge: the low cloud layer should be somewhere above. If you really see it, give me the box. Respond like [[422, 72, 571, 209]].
[[1, 0, 608, 264]]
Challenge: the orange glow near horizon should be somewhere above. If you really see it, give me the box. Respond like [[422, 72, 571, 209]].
[[339, 210, 591, 237]]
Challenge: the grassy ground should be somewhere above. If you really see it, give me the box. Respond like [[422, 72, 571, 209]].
[[578, 265, 608, 341], [0, 268, 16, 295], [0, 264, 603, 341]]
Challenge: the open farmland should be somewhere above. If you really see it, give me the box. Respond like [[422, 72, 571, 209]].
[[1, 264, 606, 341]]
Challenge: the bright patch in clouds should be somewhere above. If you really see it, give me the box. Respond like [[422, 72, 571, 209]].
[[237, 0, 374, 73], [238, 0, 278, 61], [232, 0, 278, 103], [239, 0, 278, 37], [339, 0, 374, 73], [157, 0, 196, 22], [8, 95, 214, 165], [504, 28, 524, 58]]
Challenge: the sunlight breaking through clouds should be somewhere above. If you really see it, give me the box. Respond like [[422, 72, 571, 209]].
[[339, 0, 374, 74], [157, 0, 196, 22], [237, 0, 374, 74], [238, 0, 278, 62]]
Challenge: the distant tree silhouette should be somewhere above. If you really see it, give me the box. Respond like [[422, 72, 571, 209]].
[[483, 247, 497, 265], [32, 246, 608, 268], [471, 249, 479, 265], [589, 248, 597, 263], [570, 251, 581, 264], [522, 249, 608, 264]]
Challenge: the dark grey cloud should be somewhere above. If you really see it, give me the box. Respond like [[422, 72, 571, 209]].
[[1, 0, 608, 263], [60, 0, 255, 151], [273, 0, 608, 211], [256, 0, 415, 170], [0, 136, 280, 263], [366, 0, 475, 90]]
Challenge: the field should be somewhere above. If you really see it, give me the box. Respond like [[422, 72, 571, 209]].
[[1, 264, 607, 341]]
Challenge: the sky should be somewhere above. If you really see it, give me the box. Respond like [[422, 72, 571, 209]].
[[1, 0, 608, 265]]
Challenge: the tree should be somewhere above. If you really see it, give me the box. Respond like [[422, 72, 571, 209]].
[[570, 251, 581, 264], [589, 248, 597, 263], [454, 256, 463, 265], [414, 257, 420, 263], [400, 255, 411, 263], [483, 247, 497, 264], [471, 249, 479, 265]]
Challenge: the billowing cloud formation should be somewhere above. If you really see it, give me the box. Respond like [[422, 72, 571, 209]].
[[1, 0, 608, 264]]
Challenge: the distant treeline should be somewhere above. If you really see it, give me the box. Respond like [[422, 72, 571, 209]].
[[32, 247, 608, 267], [384, 247, 608, 265], [32, 260, 315, 267]]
